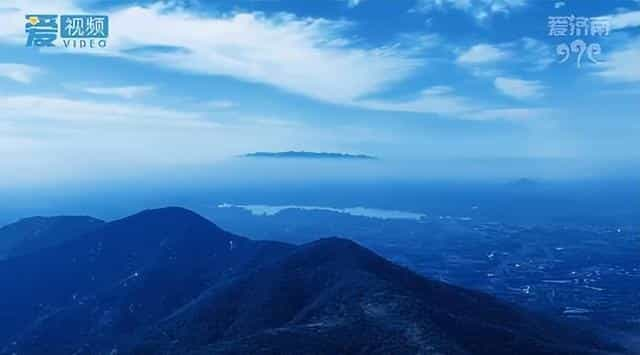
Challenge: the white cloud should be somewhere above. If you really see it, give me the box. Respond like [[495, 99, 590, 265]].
[[0, 1, 421, 106], [465, 107, 549, 121], [0, 1, 422, 106], [205, 100, 236, 109], [592, 9, 640, 83], [0, 63, 42, 83], [356, 85, 546, 121], [610, 10, 640, 30], [456, 38, 553, 78], [494, 77, 545, 99], [595, 37, 640, 83], [0, 95, 202, 123], [0, 0, 544, 123], [390, 33, 442, 54], [81, 85, 155, 99], [109, 7, 421, 104], [413, 0, 473, 12], [346, 0, 364, 8], [357, 86, 474, 116], [519, 37, 554, 71], [412, 0, 528, 20], [457, 44, 510, 64]]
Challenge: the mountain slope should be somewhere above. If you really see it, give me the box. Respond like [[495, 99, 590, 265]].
[[141, 238, 611, 355], [0, 208, 621, 355], [0, 207, 294, 353], [0, 215, 104, 259]]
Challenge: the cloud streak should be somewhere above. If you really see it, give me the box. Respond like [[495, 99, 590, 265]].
[[494, 77, 545, 99], [0, 63, 42, 83], [81, 85, 155, 99], [610, 10, 640, 31], [0, 95, 202, 123], [346, 0, 364, 8], [1, 1, 421, 106], [356, 85, 547, 121], [111, 7, 422, 104], [457, 44, 511, 65], [0, 0, 550, 123], [205, 100, 236, 109], [412, 0, 528, 20], [595, 37, 640, 83]]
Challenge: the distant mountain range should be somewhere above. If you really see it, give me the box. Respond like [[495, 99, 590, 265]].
[[242, 151, 377, 160], [0, 208, 620, 354]]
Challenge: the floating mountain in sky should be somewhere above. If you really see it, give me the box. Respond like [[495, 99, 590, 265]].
[[0, 208, 619, 355], [242, 151, 377, 160]]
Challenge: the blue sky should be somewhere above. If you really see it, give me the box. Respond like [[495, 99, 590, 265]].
[[0, 0, 639, 187]]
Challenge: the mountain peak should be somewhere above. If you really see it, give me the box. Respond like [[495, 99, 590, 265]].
[[281, 236, 387, 272], [96, 206, 233, 247], [116, 206, 218, 229], [130, 206, 205, 219], [0, 208, 618, 355], [305, 236, 360, 248]]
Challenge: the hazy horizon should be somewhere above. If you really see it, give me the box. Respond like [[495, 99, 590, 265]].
[[1, 0, 638, 190]]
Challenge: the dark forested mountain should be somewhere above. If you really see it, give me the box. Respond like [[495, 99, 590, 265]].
[[0, 208, 621, 355], [0, 215, 104, 259]]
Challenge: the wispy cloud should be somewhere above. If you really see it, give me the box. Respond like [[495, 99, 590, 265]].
[[0, 95, 201, 123], [580, 8, 640, 83], [346, 0, 364, 8], [0, 1, 421, 106], [0, 63, 42, 83], [412, 0, 528, 20], [595, 37, 640, 83], [456, 44, 510, 64], [610, 10, 640, 31], [357, 86, 474, 116], [81, 85, 155, 99], [519, 37, 554, 71], [456, 38, 553, 77], [494, 77, 545, 99], [205, 100, 236, 109], [356, 85, 547, 121], [110, 7, 422, 104], [0, 0, 547, 123], [465, 107, 550, 121]]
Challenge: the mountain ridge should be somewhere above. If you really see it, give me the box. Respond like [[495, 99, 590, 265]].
[[0, 207, 622, 355], [0, 215, 104, 259]]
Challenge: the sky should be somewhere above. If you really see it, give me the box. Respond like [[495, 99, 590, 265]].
[[0, 0, 639, 188]]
